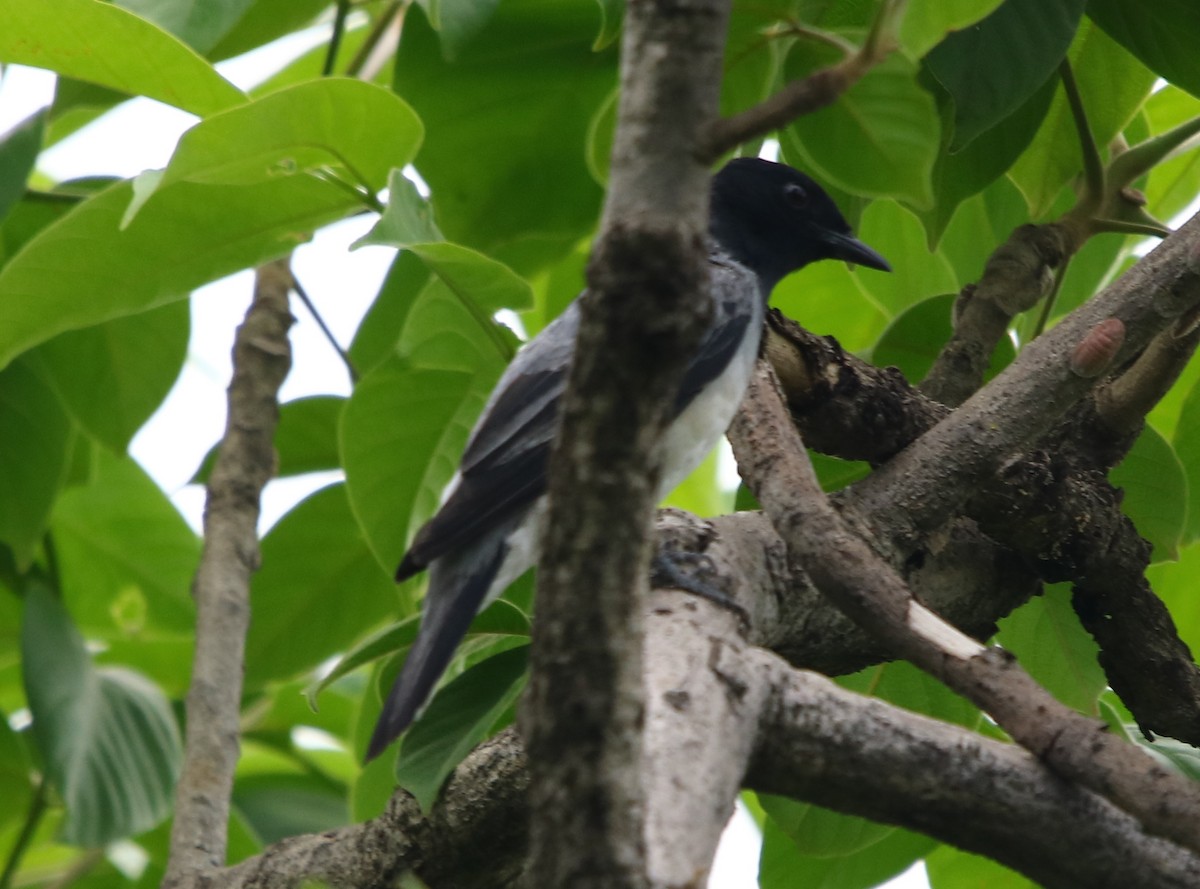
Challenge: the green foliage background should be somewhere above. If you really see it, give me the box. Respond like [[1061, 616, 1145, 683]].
[[1, 0, 1199, 886]]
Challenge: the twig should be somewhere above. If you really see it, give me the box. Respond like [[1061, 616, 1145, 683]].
[[291, 274, 359, 383], [0, 777, 46, 889], [162, 260, 295, 888], [322, 0, 352, 77]]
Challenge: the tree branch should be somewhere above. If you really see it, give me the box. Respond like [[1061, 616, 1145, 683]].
[[163, 261, 294, 887], [730, 360, 1200, 853], [525, 1, 731, 886]]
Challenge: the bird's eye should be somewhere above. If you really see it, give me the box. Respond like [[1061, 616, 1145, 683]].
[[784, 183, 809, 208]]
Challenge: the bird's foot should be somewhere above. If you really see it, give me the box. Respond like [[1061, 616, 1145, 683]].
[[650, 549, 749, 626]]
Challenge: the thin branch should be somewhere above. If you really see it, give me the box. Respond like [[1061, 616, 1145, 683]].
[[0, 776, 46, 889], [699, 0, 900, 161], [162, 260, 295, 888], [344, 1, 405, 80], [1060, 61, 1105, 216], [322, 0, 352, 77], [290, 274, 359, 383]]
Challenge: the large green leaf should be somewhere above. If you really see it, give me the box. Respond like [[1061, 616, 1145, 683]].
[[21, 586, 181, 847], [784, 49, 938, 207], [0, 0, 244, 115], [926, 845, 1034, 888], [899, 0, 1007, 58], [393, 0, 615, 274], [116, 0, 254, 53], [924, 0, 1087, 151], [1009, 20, 1157, 217], [136, 78, 422, 202], [33, 301, 189, 452], [996, 583, 1106, 714], [850, 200, 958, 316], [417, 0, 502, 60], [0, 175, 355, 370], [0, 708, 32, 833], [395, 643, 528, 810], [915, 75, 1056, 246], [245, 484, 397, 689], [770, 258, 889, 353], [759, 794, 892, 858], [1147, 541, 1200, 656], [872, 293, 1014, 384], [0, 111, 44, 227], [759, 816, 936, 889], [359, 172, 535, 323], [1173, 374, 1200, 544], [51, 450, 199, 636], [341, 360, 480, 572], [207, 0, 329, 61], [0, 357, 74, 568], [1088, 0, 1200, 99], [1111, 425, 1187, 563], [232, 770, 347, 845], [1144, 86, 1200, 224]]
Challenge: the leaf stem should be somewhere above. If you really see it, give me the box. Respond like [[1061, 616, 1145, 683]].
[[0, 776, 48, 889], [322, 0, 352, 76], [1031, 258, 1070, 340], [291, 275, 360, 383], [1060, 61, 1105, 215]]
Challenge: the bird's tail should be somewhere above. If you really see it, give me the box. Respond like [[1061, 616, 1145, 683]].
[[365, 540, 507, 761]]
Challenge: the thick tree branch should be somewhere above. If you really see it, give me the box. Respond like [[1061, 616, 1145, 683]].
[[730, 361, 1200, 853], [525, 1, 731, 886], [164, 261, 294, 887], [750, 660, 1200, 889]]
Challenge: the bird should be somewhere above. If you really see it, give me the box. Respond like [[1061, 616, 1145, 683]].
[[365, 157, 890, 760]]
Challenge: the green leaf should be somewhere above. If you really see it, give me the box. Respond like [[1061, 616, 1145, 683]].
[[306, 598, 530, 708], [1148, 541, 1200, 656], [0, 111, 45, 226], [395, 643, 528, 810], [783, 50, 938, 207], [851, 200, 959, 317], [33, 301, 189, 452], [393, 0, 615, 274], [208, 0, 329, 61], [22, 586, 181, 846], [418, 0, 501, 60], [341, 360, 482, 572], [0, 357, 74, 568], [1111, 425, 1187, 562], [899, 0, 1007, 58], [51, 450, 199, 636], [593, 0, 623, 49], [759, 816, 936, 889], [246, 484, 397, 689], [0, 174, 357, 371], [115, 0, 254, 53], [1144, 87, 1200, 224], [769, 259, 889, 353], [194, 395, 344, 484], [358, 173, 534, 322], [996, 584, 1106, 713], [1088, 0, 1200, 99], [0, 0, 245, 115], [924, 0, 1087, 151], [759, 794, 892, 857], [926, 845, 1035, 888], [0, 708, 33, 833], [838, 659, 982, 729], [872, 293, 1015, 384], [233, 771, 347, 845], [915, 75, 1056, 246], [348, 250, 433, 374], [935, 174, 1030, 285], [1172, 378, 1200, 544], [138, 78, 422, 202], [1009, 20, 1157, 218]]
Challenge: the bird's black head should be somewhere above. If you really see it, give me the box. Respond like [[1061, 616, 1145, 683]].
[[709, 157, 890, 292]]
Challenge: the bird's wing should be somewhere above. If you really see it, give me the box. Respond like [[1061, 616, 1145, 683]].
[[398, 259, 760, 579], [673, 257, 760, 413], [396, 307, 578, 579]]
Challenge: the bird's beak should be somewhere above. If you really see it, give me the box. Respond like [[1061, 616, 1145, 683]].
[[821, 230, 891, 272]]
